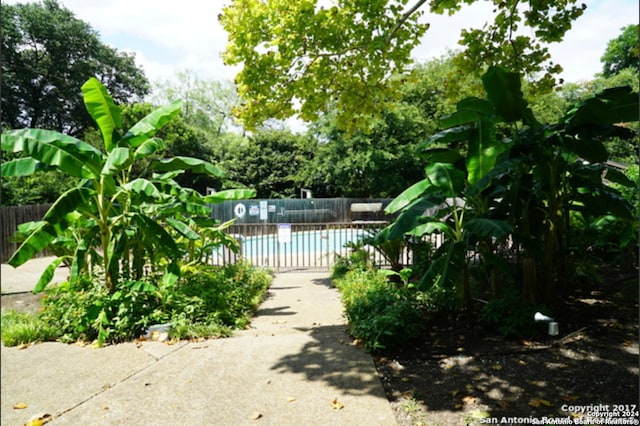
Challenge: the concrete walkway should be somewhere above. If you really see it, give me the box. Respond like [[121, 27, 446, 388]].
[[1, 269, 397, 425]]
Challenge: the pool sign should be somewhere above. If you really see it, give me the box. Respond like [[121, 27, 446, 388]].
[[234, 203, 246, 218], [278, 223, 291, 244], [260, 200, 268, 220]]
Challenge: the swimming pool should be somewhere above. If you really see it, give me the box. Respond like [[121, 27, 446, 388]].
[[211, 223, 397, 271]]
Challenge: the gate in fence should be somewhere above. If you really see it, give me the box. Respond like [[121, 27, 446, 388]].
[[212, 222, 406, 272], [210, 198, 404, 271]]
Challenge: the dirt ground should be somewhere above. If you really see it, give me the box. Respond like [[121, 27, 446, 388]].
[[2, 272, 638, 426], [373, 272, 640, 425]]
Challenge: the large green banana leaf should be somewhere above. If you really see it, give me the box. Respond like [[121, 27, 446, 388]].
[[1, 129, 103, 178], [120, 100, 183, 148], [81, 77, 122, 152]]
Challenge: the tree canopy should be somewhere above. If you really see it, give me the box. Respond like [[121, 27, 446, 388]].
[[150, 70, 241, 135], [220, 0, 586, 132], [600, 24, 639, 78], [1, 0, 149, 136], [211, 130, 312, 198]]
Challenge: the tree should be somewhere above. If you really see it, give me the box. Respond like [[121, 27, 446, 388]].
[[0, 168, 75, 206], [601, 24, 639, 78], [1, 0, 149, 136], [220, 0, 585, 132], [299, 54, 482, 198], [302, 96, 428, 198], [212, 130, 311, 198], [150, 70, 241, 135]]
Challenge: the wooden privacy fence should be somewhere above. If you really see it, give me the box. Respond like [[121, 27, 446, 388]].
[[1, 204, 52, 263]]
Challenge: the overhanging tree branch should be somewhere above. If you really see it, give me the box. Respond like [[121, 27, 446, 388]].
[[387, 0, 429, 42]]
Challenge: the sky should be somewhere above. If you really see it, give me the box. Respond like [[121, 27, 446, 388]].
[[6, 0, 639, 94]]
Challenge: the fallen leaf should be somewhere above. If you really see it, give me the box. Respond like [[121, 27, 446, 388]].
[[248, 412, 262, 420], [401, 390, 414, 399], [539, 399, 553, 407], [287, 397, 296, 403], [24, 413, 52, 426], [560, 395, 579, 402], [610, 320, 624, 329], [491, 364, 503, 371], [13, 403, 28, 409], [331, 398, 344, 410], [462, 396, 476, 405], [528, 398, 553, 408], [401, 377, 410, 382], [391, 361, 405, 371], [518, 359, 527, 365], [497, 400, 509, 409]]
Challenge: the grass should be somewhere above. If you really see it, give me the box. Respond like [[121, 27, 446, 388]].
[[1, 310, 59, 346]]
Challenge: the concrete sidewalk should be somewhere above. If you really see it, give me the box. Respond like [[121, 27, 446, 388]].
[[1, 256, 70, 294], [1, 270, 397, 425]]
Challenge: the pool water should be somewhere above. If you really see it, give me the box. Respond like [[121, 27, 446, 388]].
[[241, 228, 373, 256]]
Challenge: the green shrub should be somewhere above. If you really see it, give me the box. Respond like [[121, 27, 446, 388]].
[[406, 238, 434, 280], [334, 269, 422, 351], [330, 243, 374, 280], [479, 287, 549, 338], [417, 280, 458, 313], [179, 261, 273, 330], [7, 261, 273, 346]]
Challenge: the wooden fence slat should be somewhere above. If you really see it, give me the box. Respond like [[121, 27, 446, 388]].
[[1, 204, 52, 263]]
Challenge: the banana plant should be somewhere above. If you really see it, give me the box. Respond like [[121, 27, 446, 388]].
[[377, 66, 637, 309], [1, 77, 255, 293], [375, 67, 522, 308], [496, 85, 638, 303]]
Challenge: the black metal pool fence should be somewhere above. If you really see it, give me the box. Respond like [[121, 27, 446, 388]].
[[209, 198, 446, 271]]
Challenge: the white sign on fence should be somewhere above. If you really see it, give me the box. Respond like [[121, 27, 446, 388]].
[[234, 203, 246, 218], [277, 223, 292, 244], [260, 200, 268, 220]]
